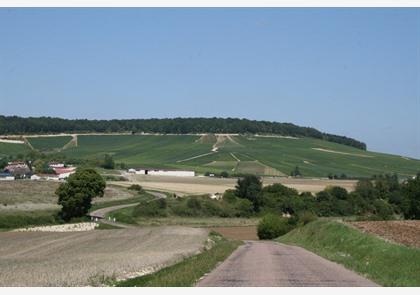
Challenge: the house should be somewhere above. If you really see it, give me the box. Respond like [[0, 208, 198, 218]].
[[53, 167, 76, 179], [49, 162, 65, 168], [0, 172, 15, 181], [4, 161, 30, 177]]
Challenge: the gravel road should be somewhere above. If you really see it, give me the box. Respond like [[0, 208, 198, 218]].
[[197, 241, 378, 287], [88, 190, 167, 228]]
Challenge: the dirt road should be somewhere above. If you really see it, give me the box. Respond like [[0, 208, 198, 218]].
[[88, 191, 166, 228], [197, 241, 378, 287]]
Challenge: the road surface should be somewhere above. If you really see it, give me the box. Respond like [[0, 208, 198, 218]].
[[197, 241, 378, 287], [88, 190, 166, 228]]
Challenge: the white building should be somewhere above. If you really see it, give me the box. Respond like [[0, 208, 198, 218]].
[[30, 175, 41, 181], [132, 169, 195, 177]]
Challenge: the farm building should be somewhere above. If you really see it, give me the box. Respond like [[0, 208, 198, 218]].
[[0, 172, 15, 181], [129, 168, 195, 177], [4, 161, 31, 178], [49, 162, 65, 168]]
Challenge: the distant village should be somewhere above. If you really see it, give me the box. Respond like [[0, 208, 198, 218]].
[[0, 161, 76, 181]]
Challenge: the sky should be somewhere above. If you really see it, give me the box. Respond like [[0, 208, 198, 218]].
[[0, 8, 419, 158]]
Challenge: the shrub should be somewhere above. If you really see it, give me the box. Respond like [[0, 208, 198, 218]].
[[297, 211, 318, 225], [128, 184, 143, 192], [257, 214, 292, 240], [132, 200, 167, 217]]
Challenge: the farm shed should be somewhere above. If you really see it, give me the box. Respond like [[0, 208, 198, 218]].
[[132, 168, 195, 177]]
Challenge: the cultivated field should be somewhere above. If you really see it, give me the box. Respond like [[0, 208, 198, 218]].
[[0, 226, 208, 286], [116, 174, 357, 195], [2, 134, 420, 177], [350, 220, 420, 248], [0, 180, 137, 212], [27, 136, 72, 151]]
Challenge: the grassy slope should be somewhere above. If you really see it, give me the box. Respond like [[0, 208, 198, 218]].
[[0, 142, 31, 158], [27, 136, 72, 151], [116, 232, 242, 287], [277, 220, 420, 286], [2, 134, 420, 177]]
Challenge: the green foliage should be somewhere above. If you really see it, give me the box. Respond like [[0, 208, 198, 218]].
[[290, 166, 302, 177], [132, 199, 167, 217], [257, 214, 292, 239], [235, 175, 263, 211], [0, 115, 366, 149], [56, 168, 106, 221], [128, 184, 144, 192], [278, 220, 420, 286], [0, 210, 59, 229], [220, 171, 229, 178], [402, 173, 420, 219], [102, 154, 115, 169]]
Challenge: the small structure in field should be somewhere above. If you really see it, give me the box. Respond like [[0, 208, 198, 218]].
[[4, 161, 30, 178], [129, 168, 195, 177], [48, 162, 65, 169], [209, 193, 222, 200]]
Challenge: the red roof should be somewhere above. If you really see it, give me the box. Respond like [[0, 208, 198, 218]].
[[53, 168, 76, 174]]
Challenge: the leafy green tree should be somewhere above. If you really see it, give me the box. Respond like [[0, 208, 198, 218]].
[[56, 168, 106, 221], [220, 171, 229, 178], [235, 175, 263, 211], [290, 166, 302, 177], [102, 154, 115, 169], [402, 173, 420, 219], [257, 214, 291, 240]]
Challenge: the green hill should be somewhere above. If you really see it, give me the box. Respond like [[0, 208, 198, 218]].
[[6, 133, 417, 178]]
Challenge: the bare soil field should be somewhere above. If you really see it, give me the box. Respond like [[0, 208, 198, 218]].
[[0, 181, 136, 212], [119, 174, 357, 195], [350, 220, 420, 248], [210, 226, 258, 240], [0, 226, 208, 286]]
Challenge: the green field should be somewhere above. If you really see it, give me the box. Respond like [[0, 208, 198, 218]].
[[277, 220, 420, 286], [27, 136, 72, 151], [0, 142, 31, 158], [2, 134, 420, 177]]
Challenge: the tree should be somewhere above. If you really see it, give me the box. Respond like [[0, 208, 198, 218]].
[[102, 154, 115, 169], [402, 173, 420, 219], [220, 171, 229, 178], [257, 214, 291, 240], [56, 168, 106, 221], [235, 175, 263, 211], [290, 166, 302, 177]]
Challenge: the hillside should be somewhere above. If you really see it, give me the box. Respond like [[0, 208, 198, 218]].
[[1, 133, 419, 178], [0, 116, 366, 149]]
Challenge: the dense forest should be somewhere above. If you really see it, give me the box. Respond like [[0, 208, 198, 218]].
[[0, 116, 366, 150]]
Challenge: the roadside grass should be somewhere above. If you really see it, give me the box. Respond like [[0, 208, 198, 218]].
[[96, 223, 122, 230], [277, 219, 420, 286], [116, 232, 242, 287], [90, 193, 154, 211], [0, 210, 59, 229]]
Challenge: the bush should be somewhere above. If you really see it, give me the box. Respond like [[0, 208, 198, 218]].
[[297, 211, 318, 225], [132, 200, 167, 217], [128, 184, 143, 192], [257, 214, 292, 240]]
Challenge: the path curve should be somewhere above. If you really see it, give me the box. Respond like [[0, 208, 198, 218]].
[[88, 190, 167, 228], [197, 241, 378, 287]]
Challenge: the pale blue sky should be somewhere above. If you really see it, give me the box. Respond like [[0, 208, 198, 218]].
[[0, 8, 419, 158]]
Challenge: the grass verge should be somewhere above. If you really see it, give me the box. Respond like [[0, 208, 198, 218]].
[[277, 220, 420, 286], [116, 232, 242, 287], [96, 223, 123, 230], [0, 210, 59, 229]]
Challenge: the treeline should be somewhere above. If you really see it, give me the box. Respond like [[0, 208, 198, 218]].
[[0, 116, 366, 150], [233, 173, 420, 220]]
